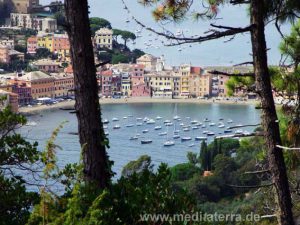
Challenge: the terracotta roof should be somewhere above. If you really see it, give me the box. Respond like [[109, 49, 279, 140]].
[[190, 66, 202, 74], [101, 70, 113, 76], [64, 65, 73, 74]]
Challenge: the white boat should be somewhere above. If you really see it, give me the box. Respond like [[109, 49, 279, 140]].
[[195, 137, 207, 141], [26, 121, 37, 126], [207, 132, 215, 136], [235, 129, 243, 134], [136, 122, 143, 126], [128, 115, 133, 117], [104, 131, 109, 136], [156, 116, 162, 120], [136, 117, 142, 121], [123, 116, 127, 119], [146, 119, 155, 124], [103, 125, 108, 129], [188, 143, 195, 147], [165, 122, 173, 126], [154, 126, 162, 130], [181, 137, 192, 141], [103, 119, 109, 124], [142, 129, 149, 133], [190, 120, 198, 124], [192, 126, 199, 130], [159, 132, 167, 136], [227, 119, 233, 123], [125, 124, 134, 127], [182, 125, 191, 128], [203, 130, 209, 134], [164, 120, 171, 124], [143, 117, 149, 122], [183, 128, 190, 132], [112, 118, 119, 122], [141, 139, 152, 144], [209, 123, 216, 126], [173, 134, 180, 139], [129, 136, 138, 140], [174, 130, 180, 134], [113, 125, 121, 129], [218, 124, 225, 128], [201, 124, 206, 128], [173, 115, 180, 120], [164, 140, 175, 146], [224, 129, 232, 133]]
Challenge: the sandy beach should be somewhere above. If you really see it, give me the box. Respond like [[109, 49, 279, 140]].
[[19, 97, 259, 115]]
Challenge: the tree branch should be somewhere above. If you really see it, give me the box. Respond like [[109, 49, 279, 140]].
[[227, 183, 274, 188], [228, 123, 261, 129], [208, 70, 255, 77], [276, 145, 300, 151]]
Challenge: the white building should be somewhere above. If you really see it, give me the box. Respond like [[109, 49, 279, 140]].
[[94, 28, 113, 50]]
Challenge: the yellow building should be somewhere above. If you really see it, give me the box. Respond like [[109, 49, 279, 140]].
[[179, 64, 191, 97], [145, 71, 174, 98], [94, 28, 113, 50], [37, 34, 54, 52]]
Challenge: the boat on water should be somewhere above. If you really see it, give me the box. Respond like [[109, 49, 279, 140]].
[[129, 136, 138, 140], [164, 120, 171, 124], [195, 136, 207, 141], [188, 143, 195, 147], [192, 126, 199, 130], [235, 129, 243, 134], [174, 130, 180, 134], [136, 122, 143, 126], [125, 124, 134, 127], [202, 124, 206, 128], [183, 128, 190, 132], [103, 125, 108, 129], [179, 123, 184, 126], [207, 132, 215, 136], [112, 118, 119, 122], [173, 115, 180, 120], [159, 132, 167, 136], [146, 119, 156, 124], [203, 130, 209, 134], [218, 124, 225, 128], [219, 118, 224, 121], [103, 119, 109, 124], [173, 134, 180, 139], [142, 129, 149, 133], [104, 131, 109, 136], [204, 118, 210, 122], [181, 137, 192, 141], [141, 139, 152, 144], [154, 126, 162, 130], [190, 120, 198, 124], [164, 140, 175, 146], [143, 117, 149, 122], [165, 122, 173, 126], [123, 116, 127, 119], [136, 117, 142, 121], [26, 121, 37, 126], [182, 125, 191, 128], [113, 125, 121, 129], [209, 122, 216, 126], [227, 119, 233, 123], [224, 129, 233, 133], [156, 116, 162, 120]]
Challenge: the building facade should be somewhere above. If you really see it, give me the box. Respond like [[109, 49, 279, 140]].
[[94, 28, 113, 50]]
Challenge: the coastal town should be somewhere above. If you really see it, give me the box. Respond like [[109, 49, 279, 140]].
[[0, 0, 256, 113]]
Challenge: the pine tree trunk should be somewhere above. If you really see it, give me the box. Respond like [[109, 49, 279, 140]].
[[64, 0, 110, 188], [250, 1, 294, 224]]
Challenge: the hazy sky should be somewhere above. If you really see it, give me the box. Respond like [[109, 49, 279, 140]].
[[41, 0, 291, 66]]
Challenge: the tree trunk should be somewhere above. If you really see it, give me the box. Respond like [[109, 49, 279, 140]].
[[250, 1, 294, 224], [64, 0, 110, 188]]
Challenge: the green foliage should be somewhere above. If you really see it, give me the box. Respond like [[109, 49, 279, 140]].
[[111, 53, 129, 64], [0, 107, 40, 225], [187, 151, 198, 165], [170, 163, 201, 181], [121, 155, 152, 177], [90, 17, 112, 36], [35, 48, 52, 59], [225, 76, 255, 97]]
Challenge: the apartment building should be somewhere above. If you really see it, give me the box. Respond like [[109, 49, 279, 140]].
[[94, 28, 113, 50]]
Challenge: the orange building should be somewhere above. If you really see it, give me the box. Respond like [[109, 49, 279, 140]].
[[53, 73, 74, 98], [0, 90, 19, 112]]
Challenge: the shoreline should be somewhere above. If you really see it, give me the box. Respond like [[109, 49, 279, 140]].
[[19, 98, 259, 115]]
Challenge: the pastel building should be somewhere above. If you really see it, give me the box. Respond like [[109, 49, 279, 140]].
[[0, 39, 14, 49], [9, 80, 32, 105], [121, 72, 131, 97], [0, 90, 18, 112], [179, 64, 191, 97], [188, 67, 212, 97], [136, 54, 158, 72], [144, 71, 174, 98], [94, 28, 113, 50], [5, 0, 39, 13], [27, 36, 37, 54], [101, 70, 112, 97], [53, 73, 74, 98], [31, 59, 60, 73]]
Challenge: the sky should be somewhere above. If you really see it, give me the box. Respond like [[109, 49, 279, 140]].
[[41, 0, 292, 67]]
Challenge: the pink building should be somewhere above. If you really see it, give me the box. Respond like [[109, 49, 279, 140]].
[[130, 64, 145, 76], [0, 45, 10, 63], [27, 36, 37, 54], [101, 70, 112, 97], [218, 75, 229, 97], [131, 75, 150, 97]]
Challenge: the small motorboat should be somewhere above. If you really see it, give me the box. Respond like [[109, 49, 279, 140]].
[[123, 116, 127, 119], [201, 124, 206, 128], [125, 124, 134, 127], [195, 136, 207, 141], [164, 140, 175, 146], [192, 126, 199, 130], [173, 115, 180, 120], [103, 119, 109, 124], [159, 132, 167, 136], [218, 124, 225, 128], [154, 126, 162, 130], [203, 130, 209, 134], [224, 129, 233, 133], [179, 123, 184, 126], [219, 118, 224, 121], [165, 122, 173, 126], [207, 132, 215, 136], [227, 119, 233, 123], [113, 125, 121, 129], [112, 118, 119, 122], [173, 134, 180, 139], [209, 123, 216, 126], [181, 137, 192, 141], [136, 117, 142, 121], [103, 125, 108, 129], [142, 129, 149, 133], [235, 129, 243, 134], [190, 120, 198, 124], [156, 116, 162, 120], [143, 117, 149, 122], [136, 122, 143, 126], [104, 131, 109, 136], [164, 120, 171, 124], [188, 143, 195, 147], [182, 125, 191, 128], [141, 139, 152, 144], [129, 136, 138, 140], [183, 128, 190, 132], [146, 119, 156, 124], [174, 130, 180, 134]]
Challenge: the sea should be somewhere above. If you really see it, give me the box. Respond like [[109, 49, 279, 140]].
[[21, 103, 261, 177]]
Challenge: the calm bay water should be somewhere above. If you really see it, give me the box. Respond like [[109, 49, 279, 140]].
[[21, 103, 260, 177]]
